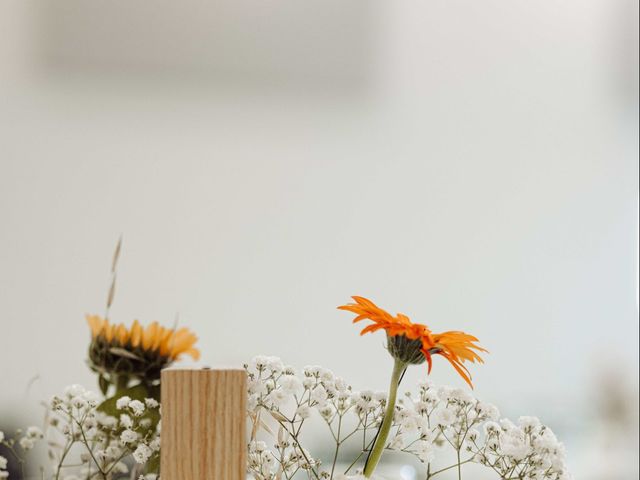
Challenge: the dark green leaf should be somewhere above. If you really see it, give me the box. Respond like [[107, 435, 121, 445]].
[[99, 375, 110, 396]]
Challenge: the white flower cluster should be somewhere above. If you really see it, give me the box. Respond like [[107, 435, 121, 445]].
[[0, 426, 43, 479], [386, 383, 499, 465], [246, 355, 365, 480], [245, 356, 572, 480], [467, 416, 571, 480], [46, 384, 160, 480]]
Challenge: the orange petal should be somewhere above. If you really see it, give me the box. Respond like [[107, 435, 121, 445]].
[[130, 320, 142, 348]]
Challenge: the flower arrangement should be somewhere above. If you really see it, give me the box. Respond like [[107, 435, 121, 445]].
[[244, 297, 571, 480], [1, 241, 199, 480], [245, 357, 570, 480], [0, 245, 572, 480]]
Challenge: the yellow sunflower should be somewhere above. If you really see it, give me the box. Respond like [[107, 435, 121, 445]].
[[86, 314, 200, 386]]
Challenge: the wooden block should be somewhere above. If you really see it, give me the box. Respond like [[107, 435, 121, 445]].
[[161, 368, 247, 480]]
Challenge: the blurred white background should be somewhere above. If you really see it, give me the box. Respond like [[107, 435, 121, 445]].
[[1, 0, 638, 478]]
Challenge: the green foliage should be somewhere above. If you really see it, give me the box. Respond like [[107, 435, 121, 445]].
[[97, 383, 161, 437]]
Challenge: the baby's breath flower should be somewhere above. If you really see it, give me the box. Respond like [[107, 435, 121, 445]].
[[295, 405, 311, 419], [71, 396, 88, 410], [149, 437, 161, 451], [518, 415, 541, 431], [128, 400, 145, 416], [434, 407, 456, 427], [265, 389, 288, 409], [120, 429, 138, 444], [132, 444, 153, 464], [302, 377, 315, 389], [484, 421, 500, 435], [310, 385, 328, 406], [500, 418, 516, 432], [414, 440, 436, 463], [476, 401, 500, 421], [279, 376, 302, 395], [120, 414, 133, 429], [244, 355, 571, 480], [19, 437, 35, 450], [64, 385, 86, 398], [303, 365, 322, 377], [116, 396, 131, 410], [26, 426, 43, 439], [319, 405, 335, 420]]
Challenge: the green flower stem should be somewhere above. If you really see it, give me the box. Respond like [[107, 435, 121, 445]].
[[363, 358, 407, 478]]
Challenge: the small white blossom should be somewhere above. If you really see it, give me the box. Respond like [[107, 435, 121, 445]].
[[476, 402, 500, 421], [128, 400, 145, 416], [132, 444, 153, 464], [448, 387, 474, 404], [71, 396, 88, 410], [301, 377, 315, 390], [484, 421, 500, 435], [319, 368, 335, 383], [295, 405, 312, 419], [19, 437, 35, 450], [265, 389, 288, 409], [120, 429, 138, 444], [434, 407, 456, 427], [120, 414, 133, 429], [279, 376, 302, 395], [311, 385, 328, 406], [319, 405, 335, 420], [26, 426, 43, 439], [116, 396, 131, 410], [414, 440, 436, 463], [518, 416, 541, 431], [64, 384, 85, 398], [149, 437, 161, 451]]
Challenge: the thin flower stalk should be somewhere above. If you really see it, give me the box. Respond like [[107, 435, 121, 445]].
[[362, 357, 406, 477]]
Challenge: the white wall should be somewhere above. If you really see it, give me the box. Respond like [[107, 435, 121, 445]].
[[1, 0, 638, 478]]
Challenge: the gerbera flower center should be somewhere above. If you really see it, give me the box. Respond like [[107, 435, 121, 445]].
[[386, 334, 426, 365]]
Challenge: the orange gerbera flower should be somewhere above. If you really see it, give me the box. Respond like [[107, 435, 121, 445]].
[[338, 296, 486, 388]]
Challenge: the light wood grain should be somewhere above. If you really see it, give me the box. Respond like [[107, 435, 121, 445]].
[[161, 368, 247, 480]]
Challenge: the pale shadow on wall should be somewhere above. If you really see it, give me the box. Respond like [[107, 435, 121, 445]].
[[35, 0, 377, 92]]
